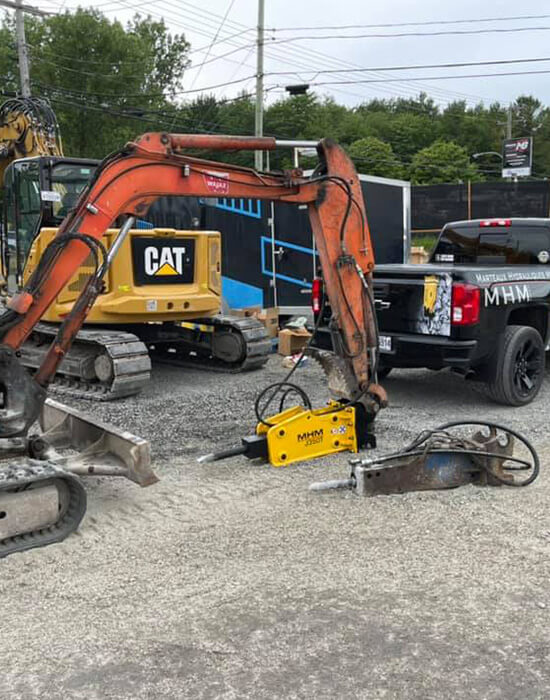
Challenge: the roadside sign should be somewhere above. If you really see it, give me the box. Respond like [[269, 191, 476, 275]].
[[502, 137, 532, 177]]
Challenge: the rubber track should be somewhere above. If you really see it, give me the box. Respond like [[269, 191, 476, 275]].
[[22, 324, 151, 402], [0, 461, 87, 558], [150, 315, 272, 373]]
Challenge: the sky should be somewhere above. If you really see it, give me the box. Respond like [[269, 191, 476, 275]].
[[26, 0, 550, 109]]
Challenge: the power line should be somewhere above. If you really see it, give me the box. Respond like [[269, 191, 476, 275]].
[[267, 56, 550, 78], [187, 27, 253, 55], [72, 0, 487, 107], [270, 25, 550, 44], [271, 13, 550, 31], [92, 0, 152, 9], [296, 67, 550, 88], [26, 41, 254, 73], [32, 89, 293, 142], [29, 70, 258, 97], [24, 82, 516, 170], [0, 0, 51, 17], [47, 0, 501, 106], [189, 0, 236, 88], [163, 1, 495, 104], [113, 0, 479, 105], [32, 79, 267, 108], [129, 0, 482, 104]]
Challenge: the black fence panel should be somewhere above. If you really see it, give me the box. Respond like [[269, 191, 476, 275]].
[[412, 184, 468, 231], [471, 180, 550, 220], [412, 180, 550, 233]]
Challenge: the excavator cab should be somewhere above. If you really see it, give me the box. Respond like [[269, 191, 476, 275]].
[[2, 156, 97, 290]]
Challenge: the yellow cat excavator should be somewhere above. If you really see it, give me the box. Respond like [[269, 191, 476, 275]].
[[0, 132, 385, 558], [0, 96, 62, 184], [1, 105, 270, 400]]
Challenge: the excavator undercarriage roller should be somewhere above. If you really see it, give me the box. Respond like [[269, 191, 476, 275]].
[[148, 316, 271, 373], [20, 323, 152, 401], [0, 462, 86, 558]]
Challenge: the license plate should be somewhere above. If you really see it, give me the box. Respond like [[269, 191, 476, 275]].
[[379, 335, 392, 353]]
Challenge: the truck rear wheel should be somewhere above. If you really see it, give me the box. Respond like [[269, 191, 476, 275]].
[[485, 325, 544, 406]]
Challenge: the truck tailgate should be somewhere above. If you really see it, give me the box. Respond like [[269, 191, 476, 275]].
[[374, 267, 452, 337]]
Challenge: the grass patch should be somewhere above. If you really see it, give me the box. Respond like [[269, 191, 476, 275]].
[[412, 234, 438, 254]]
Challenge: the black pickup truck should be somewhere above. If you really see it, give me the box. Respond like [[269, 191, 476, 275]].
[[315, 218, 550, 406]]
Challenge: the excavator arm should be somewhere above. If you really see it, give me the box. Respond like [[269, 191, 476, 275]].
[[0, 133, 385, 438]]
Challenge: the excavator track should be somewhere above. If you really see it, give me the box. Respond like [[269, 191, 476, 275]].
[[18, 316, 269, 401], [148, 315, 272, 373], [20, 323, 151, 401], [0, 461, 86, 558]]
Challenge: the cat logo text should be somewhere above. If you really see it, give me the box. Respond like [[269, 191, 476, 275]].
[[144, 246, 187, 277]]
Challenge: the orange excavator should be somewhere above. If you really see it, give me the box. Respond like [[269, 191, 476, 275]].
[[0, 133, 385, 557]]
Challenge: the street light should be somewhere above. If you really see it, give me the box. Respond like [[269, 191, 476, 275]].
[[472, 151, 503, 161], [285, 84, 310, 96]]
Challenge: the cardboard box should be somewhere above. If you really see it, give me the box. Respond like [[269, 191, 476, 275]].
[[409, 246, 430, 264], [278, 328, 311, 356], [257, 307, 279, 338], [231, 305, 262, 318]]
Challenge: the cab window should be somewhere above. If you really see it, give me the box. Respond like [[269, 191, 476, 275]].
[[14, 160, 41, 267]]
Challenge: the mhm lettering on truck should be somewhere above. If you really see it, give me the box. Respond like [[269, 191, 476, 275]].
[[484, 284, 530, 306]]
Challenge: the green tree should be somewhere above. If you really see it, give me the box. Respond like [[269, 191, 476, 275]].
[[264, 93, 324, 167], [348, 137, 403, 178], [409, 140, 482, 184], [384, 112, 434, 162], [0, 9, 189, 157]]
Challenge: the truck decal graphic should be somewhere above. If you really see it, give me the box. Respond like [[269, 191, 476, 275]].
[[416, 273, 452, 336]]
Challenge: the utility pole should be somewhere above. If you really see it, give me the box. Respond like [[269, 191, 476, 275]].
[[254, 0, 265, 171], [0, 0, 50, 97], [506, 104, 513, 139], [15, 0, 31, 97]]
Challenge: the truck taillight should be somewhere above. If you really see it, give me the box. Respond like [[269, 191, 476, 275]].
[[451, 283, 480, 325], [480, 219, 511, 227], [312, 277, 322, 314]]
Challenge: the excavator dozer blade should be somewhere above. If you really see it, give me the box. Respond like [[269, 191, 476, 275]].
[[39, 398, 158, 487]]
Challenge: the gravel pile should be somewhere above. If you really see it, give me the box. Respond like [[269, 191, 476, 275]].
[[1, 357, 550, 699]]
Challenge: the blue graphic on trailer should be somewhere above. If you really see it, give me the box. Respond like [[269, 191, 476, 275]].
[[261, 236, 318, 288], [222, 276, 263, 309], [206, 198, 262, 219]]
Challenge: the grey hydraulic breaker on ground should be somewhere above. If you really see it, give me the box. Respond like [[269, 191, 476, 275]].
[[310, 421, 539, 496]]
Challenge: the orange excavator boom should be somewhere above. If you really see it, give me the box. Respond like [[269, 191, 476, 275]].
[[0, 133, 385, 437]]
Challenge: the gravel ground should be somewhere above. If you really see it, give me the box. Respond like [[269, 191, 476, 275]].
[[2, 357, 550, 699]]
